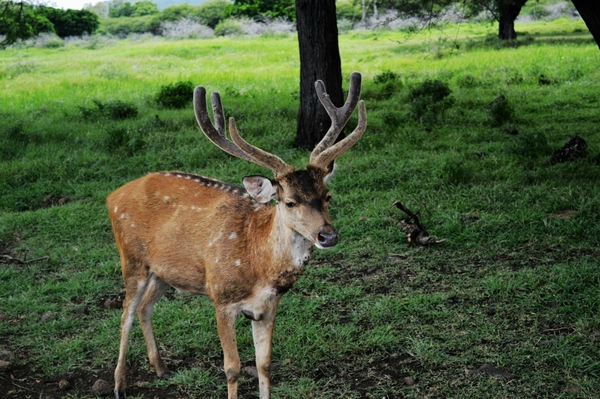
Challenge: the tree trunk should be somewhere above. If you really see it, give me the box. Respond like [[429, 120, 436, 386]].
[[295, 0, 343, 149], [497, 0, 527, 40], [571, 0, 600, 49]]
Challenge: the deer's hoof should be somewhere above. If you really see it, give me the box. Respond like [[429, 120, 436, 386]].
[[114, 390, 126, 399], [159, 371, 173, 380]]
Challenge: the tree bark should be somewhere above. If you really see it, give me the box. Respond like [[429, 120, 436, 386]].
[[497, 0, 527, 40], [571, 0, 600, 49], [295, 0, 343, 149]]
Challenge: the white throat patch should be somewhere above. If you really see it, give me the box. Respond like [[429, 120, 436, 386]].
[[291, 232, 313, 268]]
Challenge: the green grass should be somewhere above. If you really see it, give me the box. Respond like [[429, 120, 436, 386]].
[[1, 19, 599, 398]]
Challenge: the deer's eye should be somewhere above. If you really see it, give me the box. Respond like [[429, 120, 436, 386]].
[[285, 201, 297, 208]]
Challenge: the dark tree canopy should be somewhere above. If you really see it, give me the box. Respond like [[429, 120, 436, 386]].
[[295, 0, 343, 149], [37, 7, 99, 37], [1, 1, 99, 45], [229, 0, 295, 21]]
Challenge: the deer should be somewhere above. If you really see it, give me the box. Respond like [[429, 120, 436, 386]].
[[107, 72, 367, 399]]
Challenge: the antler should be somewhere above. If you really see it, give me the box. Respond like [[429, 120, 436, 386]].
[[309, 72, 367, 170], [194, 86, 294, 176]]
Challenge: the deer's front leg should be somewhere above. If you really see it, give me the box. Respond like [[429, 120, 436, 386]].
[[252, 304, 279, 399], [216, 307, 240, 399]]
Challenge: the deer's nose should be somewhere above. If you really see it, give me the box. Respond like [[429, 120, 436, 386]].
[[317, 226, 338, 248]]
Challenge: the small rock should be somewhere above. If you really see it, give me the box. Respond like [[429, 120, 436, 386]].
[[0, 349, 14, 361], [0, 360, 11, 369], [468, 364, 516, 379], [242, 366, 258, 379], [59, 379, 70, 390], [564, 384, 581, 393], [92, 379, 113, 396], [40, 311, 56, 323], [104, 297, 121, 309], [404, 376, 415, 386]]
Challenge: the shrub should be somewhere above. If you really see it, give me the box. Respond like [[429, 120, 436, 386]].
[[214, 18, 244, 36], [488, 95, 514, 127], [372, 70, 402, 99], [508, 131, 552, 159], [409, 79, 454, 124], [156, 81, 194, 109], [79, 99, 138, 120]]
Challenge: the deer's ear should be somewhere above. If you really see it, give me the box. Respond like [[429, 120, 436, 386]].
[[243, 176, 277, 204]]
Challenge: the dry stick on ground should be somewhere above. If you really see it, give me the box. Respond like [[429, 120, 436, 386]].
[[0, 255, 50, 265], [392, 200, 446, 245]]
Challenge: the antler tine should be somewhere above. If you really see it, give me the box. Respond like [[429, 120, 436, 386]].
[[211, 92, 226, 136], [228, 118, 295, 176], [194, 86, 253, 162], [194, 86, 294, 176], [310, 100, 367, 170], [310, 72, 363, 163]]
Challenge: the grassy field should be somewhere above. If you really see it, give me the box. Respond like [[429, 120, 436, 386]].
[[1, 18, 599, 398]]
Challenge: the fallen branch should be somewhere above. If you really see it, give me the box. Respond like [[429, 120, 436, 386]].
[[392, 200, 446, 245], [0, 255, 50, 265]]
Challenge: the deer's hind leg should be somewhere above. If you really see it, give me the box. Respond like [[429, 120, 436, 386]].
[[114, 262, 152, 398], [137, 273, 172, 379]]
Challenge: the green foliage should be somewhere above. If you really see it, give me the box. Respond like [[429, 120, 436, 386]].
[[155, 81, 194, 109], [508, 131, 552, 159], [336, 0, 361, 21], [132, 0, 159, 17], [488, 94, 514, 127], [98, 14, 159, 36], [196, 0, 230, 28], [228, 0, 295, 21], [79, 99, 138, 121], [409, 79, 454, 124], [214, 18, 244, 36], [36, 6, 99, 37], [370, 69, 402, 99], [0, 2, 55, 46]]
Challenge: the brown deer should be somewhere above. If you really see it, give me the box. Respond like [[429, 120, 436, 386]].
[[107, 72, 367, 399]]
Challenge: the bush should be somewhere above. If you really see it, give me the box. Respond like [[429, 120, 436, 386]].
[[79, 100, 138, 121], [508, 131, 552, 159], [156, 81, 194, 109], [372, 70, 402, 99], [214, 18, 244, 36], [488, 95, 514, 127], [409, 79, 454, 124]]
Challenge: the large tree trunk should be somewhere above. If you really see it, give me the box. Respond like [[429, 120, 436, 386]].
[[497, 0, 527, 40], [571, 0, 600, 49], [295, 0, 343, 149]]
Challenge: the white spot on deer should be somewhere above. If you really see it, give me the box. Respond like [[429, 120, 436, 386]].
[[113, 206, 118, 214], [235, 259, 241, 267], [176, 174, 182, 178], [229, 232, 237, 240], [119, 213, 126, 220], [163, 196, 170, 204], [180, 186, 186, 190], [185, 175, 191, 180], [215, 258, 219, 264], [130, 223, 135, 228]]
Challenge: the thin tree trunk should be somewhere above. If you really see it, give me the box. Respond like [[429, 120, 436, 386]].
[[571, 0, 600, 49], [295, 0, 343, 149]]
